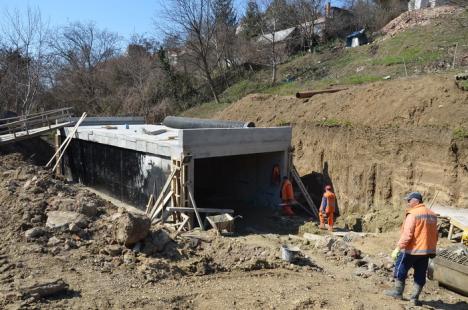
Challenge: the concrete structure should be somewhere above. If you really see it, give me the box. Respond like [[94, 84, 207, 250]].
[[62, 123, 292, 218]]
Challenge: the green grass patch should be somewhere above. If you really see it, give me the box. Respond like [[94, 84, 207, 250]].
[[220, 79, 267, 103], [180, 101, 230, 119], [453, 127, 468, 140], [275, 120, 291, 126], [372, 48, 441, 66], [457, 80, 468, 91], [341, 75, 381, 85], [317, 119, 352, 127]]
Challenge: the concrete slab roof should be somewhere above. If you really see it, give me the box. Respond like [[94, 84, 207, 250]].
[[64, 124, 292, 159]]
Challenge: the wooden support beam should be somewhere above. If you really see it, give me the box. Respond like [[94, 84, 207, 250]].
[[166, 207, 234, 214], [187, 188, 204, 231], [148, 168, 178, 218], [145, 194, 154, 215], [150, 190, 174, 221]]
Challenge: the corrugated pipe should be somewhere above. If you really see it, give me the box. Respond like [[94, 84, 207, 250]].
[[163, 116, 255, 129]]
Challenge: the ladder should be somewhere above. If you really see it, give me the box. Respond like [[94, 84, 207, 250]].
[[291, 166, 319, 219]]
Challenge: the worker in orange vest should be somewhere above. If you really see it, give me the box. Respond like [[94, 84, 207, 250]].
[[319, 185, 336, 231], [280, 176, 295, 216], [384, 192, 438, 306]]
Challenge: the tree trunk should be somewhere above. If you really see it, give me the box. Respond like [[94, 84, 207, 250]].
[[271, 61, 277, 85], [202, 59, 220, 104], [207, 74, 220, 104]]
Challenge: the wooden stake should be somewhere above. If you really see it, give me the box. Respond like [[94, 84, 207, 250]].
[[51, 113, 87, 172], [453, 42, 458, 69], [145, 194, 154, 215], [147, 168, 178, 217], [150, 190, 174, 221], [188, 187, 204, 231], [46, 112, 87, 168]]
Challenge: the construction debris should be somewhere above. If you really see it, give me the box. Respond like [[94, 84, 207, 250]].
[[1, 153, 467, 308], [114, 210, 151, 247], [20, 279, 69, 299]]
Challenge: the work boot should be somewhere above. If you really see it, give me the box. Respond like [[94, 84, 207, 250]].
[[384, 279, 405, 299], [409, 284, 423, 306]]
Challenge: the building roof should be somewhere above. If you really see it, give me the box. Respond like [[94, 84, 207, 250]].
[[256, 17, 326, 44], [257, 26, 296, 44]]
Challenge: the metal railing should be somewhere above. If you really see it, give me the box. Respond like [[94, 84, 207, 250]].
[[0, 108, 73, 138]]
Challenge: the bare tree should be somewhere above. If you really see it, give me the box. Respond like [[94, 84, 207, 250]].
[[0, 7, 50, 114], [159, 0, 221, 103], [213, 0, 237, 75], [49, 22, 120, 113], [257, 0, 288, 84], [293, 0, 324, 52]]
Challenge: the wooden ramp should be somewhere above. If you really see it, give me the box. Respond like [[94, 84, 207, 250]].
[[0, 108, 73, 146]]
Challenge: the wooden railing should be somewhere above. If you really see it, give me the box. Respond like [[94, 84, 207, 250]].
[[0, 108, 73, 138]]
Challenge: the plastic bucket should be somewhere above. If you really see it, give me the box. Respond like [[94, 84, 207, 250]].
[[281, 245, 300, 262]]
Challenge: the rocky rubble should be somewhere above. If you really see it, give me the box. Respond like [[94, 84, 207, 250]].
[[380, 5, 463, 41]]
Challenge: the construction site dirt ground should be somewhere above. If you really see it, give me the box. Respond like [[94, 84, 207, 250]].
[[1, 153, 467, 309]]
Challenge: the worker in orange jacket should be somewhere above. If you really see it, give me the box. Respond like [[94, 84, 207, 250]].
[[280, 176, 295, 216], [384, 192, 438, 306], [319, 185, 336, 231]]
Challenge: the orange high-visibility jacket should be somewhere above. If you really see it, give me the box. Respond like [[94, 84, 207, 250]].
[[321, 191, 336, 214], [281, 179, 294, 201], [398, 204, 438, 255]]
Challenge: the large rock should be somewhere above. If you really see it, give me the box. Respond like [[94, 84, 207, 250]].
[[114, 211, 150, 247], [46, 211, 87, 230], [142, 229, 172, 255], [20, 279, 68, 298], [76, 199, 98, 217], [24, 227, 46, 239]]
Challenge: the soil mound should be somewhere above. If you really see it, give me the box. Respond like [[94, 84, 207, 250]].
[[215, 75, 468, 227], [380, 5, 464, 40]]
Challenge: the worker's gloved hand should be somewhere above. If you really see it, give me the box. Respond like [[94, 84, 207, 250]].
[[391, 247, 401, 261]]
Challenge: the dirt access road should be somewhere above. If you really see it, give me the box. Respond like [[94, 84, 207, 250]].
[[2, 230, 467, 309]]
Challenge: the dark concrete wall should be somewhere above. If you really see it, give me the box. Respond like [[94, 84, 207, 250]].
[[64, 139, 171, 209], [194, 152, 285, 212]]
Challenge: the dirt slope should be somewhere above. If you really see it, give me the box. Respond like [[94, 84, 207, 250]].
[[215, 75, 468, 225]]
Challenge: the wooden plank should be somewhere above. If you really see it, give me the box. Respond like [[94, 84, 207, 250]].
[[148, 169, 178, 218], [51, 112, 87, 171], [145, 194, 154, 215], [166, 207, 234, 214], [448, 224, 454, 240], [46, 112, 87, 167], [150, 190, 174, 221], [187, 188, 204, 231], [176, 213, 190, 232]]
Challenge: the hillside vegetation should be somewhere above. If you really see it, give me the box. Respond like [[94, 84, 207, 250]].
[[183, 6, 468, 117]]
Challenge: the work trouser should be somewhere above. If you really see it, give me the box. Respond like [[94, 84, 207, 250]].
[[394, 253, 430, 286], [319, 212, 334, 230], [282, 200, 295, 216]]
